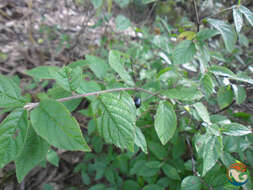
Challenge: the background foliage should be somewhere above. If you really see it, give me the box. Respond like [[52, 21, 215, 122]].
[[0, 0, 252, 189]]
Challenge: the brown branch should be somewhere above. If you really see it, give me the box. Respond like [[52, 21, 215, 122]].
[[23, 87, 168, 111], [186, 135, 197, 176], [193, 0, 200, 32]]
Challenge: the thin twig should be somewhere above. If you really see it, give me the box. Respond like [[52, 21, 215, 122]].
[[185, 135, 197, 176], [193, 0, 200, 32], [200, 6, 234, 22], [23, 87, 168, 111], [67, 11, 95, 51], [136, 88, 167, 100], [186, 135, 213, 190], [0, 66, 11, 73], [131, 58, 137, 84], [143, 2, 157, 25]]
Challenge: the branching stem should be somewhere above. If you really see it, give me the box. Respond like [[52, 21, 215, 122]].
[[23, 87, 168, 111], [193, 0, 200, 32], [185, 135, 197, 176]]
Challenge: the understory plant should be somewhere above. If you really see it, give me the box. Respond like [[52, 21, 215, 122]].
[[0, 0, 253, 189]]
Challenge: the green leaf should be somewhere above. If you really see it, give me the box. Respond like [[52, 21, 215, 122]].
[[217, 86, 234, 109], [232, 85, 246, 104], [210, 51, 227, 62], [172, 136, 186, 158], [93, 160, 106, 180], [88, 184, 106, 190], [206, 124, 221, 136], [196, 28, 219, 42], [123, 180, 140, 190], [115, 15, 131, 31], [209, 65, 236, 77], [46, 149, 59, 167], [210, 115, 230, 125], [81, 170, 91, 185], [15, 125, 49, 182], [105, 167, 116, 184], [202, 136, 220, 176], [43, 184, 54, 190], [146, 161, 161, 168], [0, 109, 24, 168], [135, 127, 148, 154], [75, 80, 101, 101], [91, 0, 103, 9], [68, 59, 88, 68], [97, 93, 136, 151], [220, 151, 236, 167], [148, 141, 168, 160], [193, 102, 211, 124], [207, 18, 237, 53], [143, 184, 164, 190], [86, 55, 109, 79], [47, 87, 82, 112], [157, 177, 170, 188], [246, 150, 253, 167], [201, 73, 214, 98], [108, 50, 134, 86], [50, 66, 82, 92], [194, 132, 209, 157], [0, 75, 26, 108], [114, 0, 130, 8], [129, 160, 145, 175], [153, 36, 172, 53], [142, 0, 157, 4], [239, 5, 253, 26], [222, 123, 251, 136], [165, 86, 203, 101], [243, 176, 253, 190], [162, 164, 181, 180], [154, 101, 177, 145], [115, 154, 128, 174], [181, 176, 202, 190], [30, 99, 90, 151], [233, 7, 243, 33], [234, 74, 253, 85], [238, 33, 249, 47], [91, 135, 103, 153], [209, 65, 253, 84], [26, 66, 59, 80], [172, 40, 196, 65], [196, 45, 210, 73]]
